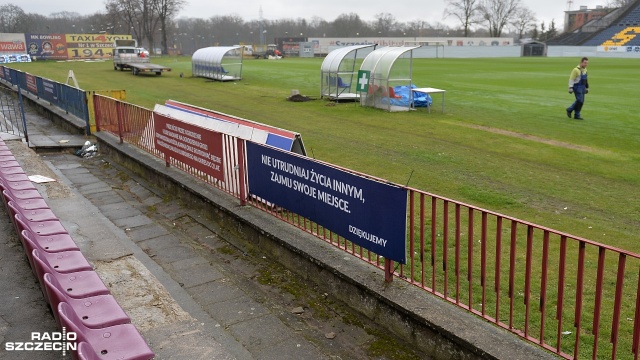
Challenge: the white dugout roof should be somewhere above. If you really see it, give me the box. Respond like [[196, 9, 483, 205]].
[[192, 46, 242, 81]]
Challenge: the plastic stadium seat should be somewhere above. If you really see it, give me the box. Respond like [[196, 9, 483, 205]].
[[4, 189, 42, 201], [43, 274, 130, 330], [58, 302, 154, 360], [77, 342, 100, 360], [388, 87, 402, 99], [21, 229, 80, 253], [24, 239, 92, 274], [14, 213, 68, 236], [8, 201, 58, 222], [0, 172, 30, 182], [0, 160, 20, 168], [0, 166, 26, 176], [0, 150, 14, 156], [0, 179, 37, 192], [32, 250, 109, 300], [337, 77, 350, 88], [0, 155, 16, 162], [22, 235, 91, 287], [2, 190, 50, 211]]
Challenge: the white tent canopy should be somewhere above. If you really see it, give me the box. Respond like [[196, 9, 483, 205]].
[[320, 44, 375, 101], [192, 46, 243, 81], [359, 45, 420, 112]]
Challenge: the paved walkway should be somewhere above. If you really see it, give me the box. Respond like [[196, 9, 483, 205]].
[[0, 94, 427, 359]]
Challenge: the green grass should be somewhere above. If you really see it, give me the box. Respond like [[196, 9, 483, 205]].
[[8, 55, 640, 358]]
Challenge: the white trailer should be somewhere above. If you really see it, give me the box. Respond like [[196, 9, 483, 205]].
[[113, 39, 171, 76]]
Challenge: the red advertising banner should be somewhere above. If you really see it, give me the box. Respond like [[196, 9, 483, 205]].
[[153, 113, 225, 181], [25, 73, 37, 94], [0, 41, 25, 53]]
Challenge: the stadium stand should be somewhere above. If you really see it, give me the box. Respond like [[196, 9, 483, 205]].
[[547, 0, 640, 46], [582, 0, 640, 45], [0, 138, 154, 360]]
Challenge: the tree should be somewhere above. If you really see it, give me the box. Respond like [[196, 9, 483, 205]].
[[105, 0, 182, 52], [444, 0, 480, 37], [478, 0, 522, 37], [152, 0, 185, 54], [372, 12, 397, 35], [0, 4, 27, 32], [330, 13, 368, 37], [510, 7, 536, 41], [606, 0, 635, 7], [536, 19, 558, 42], [531, 25, 538, 41], [546, 19, 558, 40]]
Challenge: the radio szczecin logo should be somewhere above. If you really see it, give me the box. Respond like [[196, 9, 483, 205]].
[[4, 328, 77, 355]]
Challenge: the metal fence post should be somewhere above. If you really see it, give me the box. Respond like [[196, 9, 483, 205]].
[[237, 139, 247, 206], [385, 259, 394, 283], [116, 101, 124, 144], [94, 94, 101, 132], [17, 87, 28, 143]]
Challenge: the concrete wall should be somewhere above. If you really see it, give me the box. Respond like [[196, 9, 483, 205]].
[[412, 45, 640, 58]]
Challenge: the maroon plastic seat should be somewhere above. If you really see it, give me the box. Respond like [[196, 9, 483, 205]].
[[26, 245, 93, 298], [8, 201, 57, 222], [0, 166, 25, 177], [1, 179, 37, 192], [58, 302, 154, 360], [24, 239, 92, 275], [14, 213, 68, 236], [4, 189, 42, 200], [32, 250, 109, 300], [2, 190, 49, 211], [43, 273, 130, 330], [21, 230, 80, 253], [77, 342, 100, 360], [0, 160, 20, 167], [0, 172, 30, 182]]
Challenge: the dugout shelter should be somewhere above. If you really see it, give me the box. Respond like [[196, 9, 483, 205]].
[[192, 46, 243, 81], [320, 44, 376, 101], [359, 45, 421, 112], [520, 41, 547, 57]]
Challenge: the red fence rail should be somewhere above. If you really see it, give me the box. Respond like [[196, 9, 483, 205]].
[[93, 95, 640, 360], [94, 95, 243, 197]]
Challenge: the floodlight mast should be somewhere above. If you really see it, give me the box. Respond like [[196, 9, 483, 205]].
[[259, 6, 266, 45]]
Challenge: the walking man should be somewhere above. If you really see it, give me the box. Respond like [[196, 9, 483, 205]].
[[566, 57, 589, 120]]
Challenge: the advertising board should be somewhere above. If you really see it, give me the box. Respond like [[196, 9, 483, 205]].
[[246, 142, 407, 264], [153, 113, 225, 181]]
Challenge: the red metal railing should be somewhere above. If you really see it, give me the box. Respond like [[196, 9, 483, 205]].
[[93, 95, 640, 360], [93, 95, 243, 197]]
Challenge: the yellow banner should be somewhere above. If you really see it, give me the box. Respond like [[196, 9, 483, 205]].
[[65, 34, 133, 59]]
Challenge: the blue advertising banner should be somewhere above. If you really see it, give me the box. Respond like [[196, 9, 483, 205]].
[[246, 142, 407, 264], [41, 78, 59, 104], [26, 34, 68, 60]]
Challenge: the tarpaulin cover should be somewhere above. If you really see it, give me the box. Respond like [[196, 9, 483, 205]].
[[383, 84, 433, 108]]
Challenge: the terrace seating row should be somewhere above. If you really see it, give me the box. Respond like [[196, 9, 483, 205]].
[[600, 26, 640, 46], [0, 138, 154, 360], [581, 1, 640, 46]]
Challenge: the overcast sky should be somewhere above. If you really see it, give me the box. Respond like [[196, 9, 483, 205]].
[[19, 0, 608, 31]]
